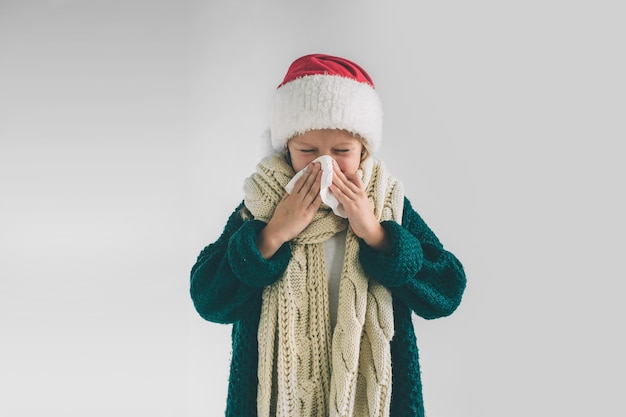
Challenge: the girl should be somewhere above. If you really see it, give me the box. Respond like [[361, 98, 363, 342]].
[[190, 53, 466, 417]]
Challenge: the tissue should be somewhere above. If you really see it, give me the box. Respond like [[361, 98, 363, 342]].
[[284, 155, 347, 218]]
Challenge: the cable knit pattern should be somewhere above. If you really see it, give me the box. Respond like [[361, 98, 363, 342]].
[[243, 154, 404, 417], [190, 189, 466, 417]]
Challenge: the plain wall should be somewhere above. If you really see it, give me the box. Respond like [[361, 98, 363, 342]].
[[1, 0, 624, 415]]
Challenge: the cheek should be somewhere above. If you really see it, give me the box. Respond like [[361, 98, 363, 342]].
[[291, 154, 315, 173]]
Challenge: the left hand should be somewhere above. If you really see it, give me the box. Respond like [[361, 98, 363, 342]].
[[329, 162, 390, 251]]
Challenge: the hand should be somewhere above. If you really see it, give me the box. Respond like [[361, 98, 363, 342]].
[[256, 162, 323, 258], [329, 162, 390, 252]]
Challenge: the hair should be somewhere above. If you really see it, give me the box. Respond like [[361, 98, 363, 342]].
[[357, 135, 373, 163]]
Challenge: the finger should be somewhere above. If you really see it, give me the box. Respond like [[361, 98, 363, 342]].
[[331, 163, 354, 186], [331, 164, 348, 188], [332, 166, 359, 198], [299, 163, 321, 197], [303, 170, 322, 204], [309, 192, 323, 210], [333, 163, 363, 189], [294, 162, 320, 194], [292, 169, 309, 194], [344, 171, 364, 190]]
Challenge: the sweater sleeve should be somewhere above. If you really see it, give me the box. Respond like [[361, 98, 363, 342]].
[[190, 203, 291, 324], [359, 197, 466, 320]]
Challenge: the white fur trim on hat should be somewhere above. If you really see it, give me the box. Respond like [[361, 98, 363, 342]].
[[270, 74, 383, 152]]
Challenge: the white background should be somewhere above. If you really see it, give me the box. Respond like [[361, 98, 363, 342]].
[[1, 0, 624, 416]]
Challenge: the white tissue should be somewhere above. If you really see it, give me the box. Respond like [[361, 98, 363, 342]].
[[284, 155, 347, 218]]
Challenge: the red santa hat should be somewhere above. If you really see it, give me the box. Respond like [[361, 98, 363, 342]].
[[269, 53, 383, 152]]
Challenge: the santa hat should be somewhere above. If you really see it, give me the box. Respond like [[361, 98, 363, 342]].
[[269, 53, 383, 152]]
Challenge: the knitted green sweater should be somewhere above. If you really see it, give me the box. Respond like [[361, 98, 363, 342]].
[[190, 197, 466, 417]]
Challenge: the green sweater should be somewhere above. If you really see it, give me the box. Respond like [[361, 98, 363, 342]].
[[190, 197, 466, 416]]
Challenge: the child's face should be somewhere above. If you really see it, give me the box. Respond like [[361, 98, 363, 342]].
[[287, 129, 364, 174]]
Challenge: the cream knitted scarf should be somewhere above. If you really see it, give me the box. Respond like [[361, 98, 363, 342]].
[[243, 153, 404, 417]]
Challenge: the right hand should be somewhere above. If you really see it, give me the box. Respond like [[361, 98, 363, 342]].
[[256, 162, 322, 258]]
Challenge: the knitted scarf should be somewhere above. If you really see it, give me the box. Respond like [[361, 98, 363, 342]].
[[243, 153, 404, 417]]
